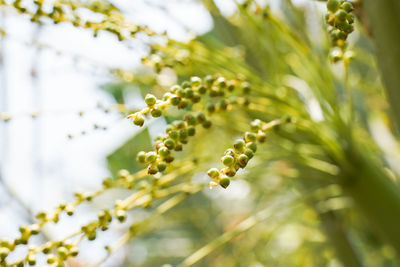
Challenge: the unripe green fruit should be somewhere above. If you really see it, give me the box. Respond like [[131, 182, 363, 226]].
[[222, 155, 235, 166], [191, 93, 201, 103], [202, 120, 212, 129], [170, 95, 180, 106], [184, 88, 194, 98], [204, 75, 214, 87], [158, 147, 170, 157], [170, 85, 181, 93], [224, 167, 236, 177], [206, 103, 215, 113], [187, 126, 196, 136], [341, 1, 353, 12], [216, 77, 227, 88], [70, 247, 79, 257], [137, 151, 146, 163], [219, 177, 230, 188], [147, 164, 158, 175], [246, 142, 257, 153], [257, 131, 266, 143], [176, 87, 186, 98], [208, 168, 220, 178], [157, 161, 167, 172], [174, 120, 186, 129], [164, 139, 175, 149], [165, 155, 175, 163], [151, 108, 162, 117], [238, 154, 249, 168], [178, 99, 190, 109], [244, 132, 257, 142], [190, 76, 202, 87], [242, 82, 251, 94], [234, 139, 245, 151], [219, 99, 228, 110], [227, 82, 235, 92], [145, 152, 157, 163], [197, 85, 207, 94], [244, 148, 254, 159], [197, 112, 206, 122], [335, 10, 348, 22], [57, 247, 68, 259], [327, 0, 340, 13], [250, 119, 261, 132], [184, 114, 197, 125], [182, 81, 191, 89], [174, 144, 183, 151], [346, 13, 355, 24], [133, 115, 145, 127], [145, 94, 157, 106], [179, 129, 188, 140], [169, 130, 179, 140]]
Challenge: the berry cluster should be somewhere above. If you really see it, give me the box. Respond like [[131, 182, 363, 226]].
[[325, 0, 355, 62], [4, 0, 157, 41], [129, 75, 252, 175], [208, 117, 291, 189], [128, 75, 250, 127]]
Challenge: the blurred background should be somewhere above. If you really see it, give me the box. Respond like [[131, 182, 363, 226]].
[[1, 0, 399, 266]]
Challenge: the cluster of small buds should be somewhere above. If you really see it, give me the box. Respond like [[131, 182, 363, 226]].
[[208, 117, 291, 189], [137, 112, 212, 175], [128, 75, 251, 127], [325, 0, 355, 62], [4, 0, 157, 41]]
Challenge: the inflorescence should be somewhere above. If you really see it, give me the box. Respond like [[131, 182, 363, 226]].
[[207, 117, 291, 189], [128, 75, 251, 176], [325, 0, 355, 62]]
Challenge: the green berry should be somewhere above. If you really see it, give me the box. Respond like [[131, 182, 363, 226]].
[[244, 132, 257, 142], [224, 168, 236, 177], [336, 10, 348, 22], [165, 155, 175, 163], [133, 115, 145, 127], [187, 126, 196, 136], [170, 85, 181, 93], [346, 13, 355, 24], [244, 148, 254, 159], [341, 1, 353, 12], [202, 120, 212, 129], [216, 77, 227, 88], [158, 147, 170, 157], [164, 139, 175, 149], [207, 168, 220, 178], [184, 114, 197, 125], [157, 161, 167, 172], [151, 108, 162, 117], [190, 76, 202, 87], [219, 177, 230, 188], [174, 144, 183, 151], [219, 99, 228, 110], [234, 139, 245, 152], [204, 75, 214, 86], [147, 164, 158, 175], [197, 85, 207, 94], [197, 112, 206, 122], [145, 152, 157, 163], [178, 99, 190, 109], [174, 120, 186, 129], [206, 103, 215, 113], [250, 119, 261, 132], [222, 155, 235, 166], [257, 131, 266, 143], [179, 129, 188, 141], [191, 93, 201, 103], [176, 87, 186, 98], [145, 94, 157, 106], [246, 142, 257, 152], [57, 247, 68, 259], [184, 88, 194, 98], [182, 81, 191, 88], [238, 154, 249, 168], [170, 94, 180, 106], [327, 0, 340, 13], [47, 255, 56, 264], [168, 130, 179, 140], [241, 82, 251, 94]]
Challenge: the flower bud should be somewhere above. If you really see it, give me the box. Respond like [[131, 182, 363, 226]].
[[133, 115, 145, 127], [238, 154, 249, 168], [157, 161, 167, 172], [151, 108, 162, 117], [244, 132, 257, 142], [190, 76, 202, 87], [327, 0, 340, 13], [145, 94, 157, 106], [222, 155, 235, 166], [145, 152, 157, 163], [234, 139, 245, 152], [116, 210, 127, 223], [207, 168, 220, 178], [158, 147, 170, 157], [219, 177, 230, 188], [244, 148, 254, 159], [202, 120, 212, 129], [246, 142, 257, 153], [187, 126, 196, 136], [137, 151, 146, 163], [164, 139, 175, 150], [147, 164, 158, 175]]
